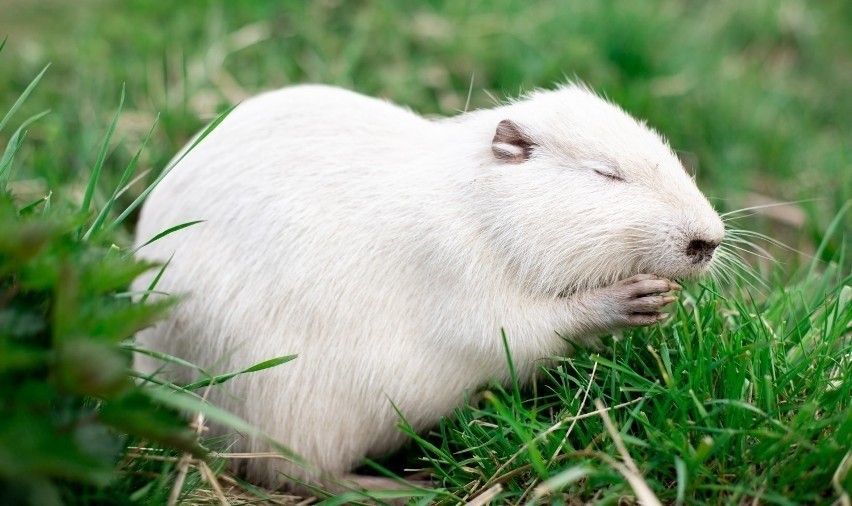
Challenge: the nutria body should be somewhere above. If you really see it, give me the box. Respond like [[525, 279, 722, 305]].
[[133, 84, 725, 490]]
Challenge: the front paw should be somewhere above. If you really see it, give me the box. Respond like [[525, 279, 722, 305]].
[[600, 274, 681, 328]]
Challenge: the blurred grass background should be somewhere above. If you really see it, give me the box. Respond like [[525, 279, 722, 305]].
[[1, 0, 850, 266], [1, 1, 850, 503]]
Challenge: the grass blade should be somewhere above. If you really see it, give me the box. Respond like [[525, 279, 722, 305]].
[[42, 191, 51, 215], [127, 220, 205, 256], [80, 84, 125, 221], [0, 63, 49, 134], [144, 386, 265, 440], [126, 345, 210, 374], [114, 168, 151, 198], [809, 200, 851, 276], [17, 194, 49, 215], [144, 386, 303, 463], [141, 254, 172, 304], [84, 114, 159, 240], [0, 109, 50, 183], [182, 355, 298, 391], [530, 466, 593, 501], [110, 103, 236, 231]]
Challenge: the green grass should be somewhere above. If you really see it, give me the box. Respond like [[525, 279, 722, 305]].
[[397, 267, 851, 504], [1, 0, 850, 504]]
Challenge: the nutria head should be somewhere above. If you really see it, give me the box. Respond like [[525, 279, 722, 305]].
[[476, 84, 725, 296]]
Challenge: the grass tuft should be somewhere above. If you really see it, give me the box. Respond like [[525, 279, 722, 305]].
[[396, 264, 850, 504]]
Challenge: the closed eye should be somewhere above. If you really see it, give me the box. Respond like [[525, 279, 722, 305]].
[[594, 168, 625, 182], [586, 160, 625, 182]]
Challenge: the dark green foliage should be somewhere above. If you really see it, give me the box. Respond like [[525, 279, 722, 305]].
[[0, 59, 297, 505], [0, 63, 207, 505], [0, 197, 209, 503]]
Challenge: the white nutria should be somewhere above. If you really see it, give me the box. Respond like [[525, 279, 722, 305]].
[[132, 83, 725, 490]]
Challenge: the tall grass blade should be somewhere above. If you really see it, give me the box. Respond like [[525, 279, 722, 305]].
[[110, 103, 236, 231], [127, 346, 210, 374], [808, 200, 851, 276], [182, 355, 298, 391], [0, 109, 50, 183], [141, 254, 172, 304], [80, 84, 125, 221], [84, 114, 160, 240], [0, 63, 49, 134], [128, 220, 205, 256]]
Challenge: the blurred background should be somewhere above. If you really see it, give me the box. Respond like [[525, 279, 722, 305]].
[[1, 0, 849, 270]]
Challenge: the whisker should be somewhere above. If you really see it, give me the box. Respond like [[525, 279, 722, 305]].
[[723, 242, 778, 264], [716, 248, 767, 287], [708, 261, 730, 288], [717, 249, 769, 291], [711, 254, 738, 287], [719, 199, 817, 218], [725, 239, 776, 261], [726, 227, 815, 260]]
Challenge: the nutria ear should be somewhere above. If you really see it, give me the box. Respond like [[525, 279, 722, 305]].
[[492, 119, 535, 163]]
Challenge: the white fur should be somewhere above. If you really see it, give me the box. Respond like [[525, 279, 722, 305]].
[[132, 84, 725, 488]]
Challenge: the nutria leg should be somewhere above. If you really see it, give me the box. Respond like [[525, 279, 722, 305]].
[[597, 273, 681, 327], [552, 273, 681, 343]]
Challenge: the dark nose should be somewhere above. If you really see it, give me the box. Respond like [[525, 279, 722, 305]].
[[686, 238, 719, 263]]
